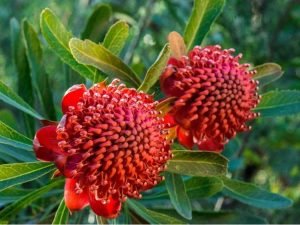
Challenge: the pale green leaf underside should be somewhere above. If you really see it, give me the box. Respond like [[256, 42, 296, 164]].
[[69, 38, 141, 87], [253, 63, 283, 87]]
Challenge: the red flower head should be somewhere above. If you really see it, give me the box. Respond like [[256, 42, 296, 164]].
[[160, 45, 260, 152], [33, 79, 172, 218]]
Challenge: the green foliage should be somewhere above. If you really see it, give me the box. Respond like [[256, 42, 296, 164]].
[[184, 0, 225, 50], [164, 172, 192, 220], [69, 38, 141, 87], [52, 199, 69, 225], [103, 21, 129, 56], [222, 177, 293, 209], [40, 8, 95, 81], [139, 44, 170, 92], [253, 63, 283, 87], [0, 162, 55, 191], [255, 90, 300, 117], [167, 151, 228, 176], [0, 80, 43, 120]]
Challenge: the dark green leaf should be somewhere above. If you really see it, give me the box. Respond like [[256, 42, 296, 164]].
[[0, 120, 32, 151], [165, 172, 192, 220], [81, 4, 112, 42], [0, 180, 63, 220], [254, 90, 300, 117], [0, 187, 32, 205], [10, 18, 35, 137], [253, 63, 283, 87], [222, 177, 293, 209], [138, 44, 170, 92], [69, 38, 141, 87], [184, 0, 225, 50], [0, 80, 43, 120], [0, 144, 34, 163], [52, 199, 69, 225], [103, 20, 129, 56], [127, 199, 186, 224], [0, 162, 55, 191], [167, 151, 228, 176], [40, 8, 95, 81], [22, 19, 56, 120], [152, 209, 268, 224]]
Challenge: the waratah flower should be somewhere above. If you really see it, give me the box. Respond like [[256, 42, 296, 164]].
[[160, 45, 260, 152], [33, 79, 172, 218]]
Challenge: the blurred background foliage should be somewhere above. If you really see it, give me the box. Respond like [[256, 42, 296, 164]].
[[0, 0, 299, 223]]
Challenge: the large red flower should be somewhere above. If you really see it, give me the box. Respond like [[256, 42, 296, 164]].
[[33, 79, 172, 218], [160, 45, 260, 152]]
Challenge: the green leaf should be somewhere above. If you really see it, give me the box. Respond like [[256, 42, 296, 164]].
[[103, 20, 129, 56], [52, 199, 69, 225], [0, 180, 63, 220], [185, 176, 224, 198], [138, 44, 170, 93], [40, 8, 95, 81], [0, 120, 32, 151], [0, 187, 32, 205], [10, 18, 35, 137], [0, 162, 55, 191], [165, 172, 192, 220], [69, 38, 141, 87], [167, 151, 228, 176], [222, 177, 293, 209], [156, 97, 176, 116], [22, 19, 56, 120], [152, 209, 268, 224], [127, 199, 186, 224], [184, 0, 225, 50], [253, 63, 283, 87], [0, 80, 43, 120], [81, 4, 112, 42], [254, 90, 300, 117]]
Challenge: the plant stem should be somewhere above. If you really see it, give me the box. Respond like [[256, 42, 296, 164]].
[[96, 215, 107, 224]]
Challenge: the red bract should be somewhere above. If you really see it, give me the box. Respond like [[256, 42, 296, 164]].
[[33, 79, 172, 218], [160, 45, 260, 152]]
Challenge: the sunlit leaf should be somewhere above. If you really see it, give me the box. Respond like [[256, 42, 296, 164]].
[[40, 8, 95, 81], [254, 90, 300, 117], [0, 120, 32, 151], [52, 199, 69, 225], [69, 38, 141, 87], [0, 80, 43, 120], [0, 162, 55, 191], [127, 199, 186, 224], [253, 63, 283, 87], [139, 44, 170, 93], [22, 19, 56, 120], [103, 20, 129, 56], [222, 177, 293, 209], [167, 151, 228, 176], [184, 0, 225, 50], [165, 172, 192, 220], [168, 32, 186, 59], [81, 4, 112, 42], [0, 180, 63, 220]]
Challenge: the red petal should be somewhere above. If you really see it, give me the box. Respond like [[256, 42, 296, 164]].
[[33, 125, 60, 162], [89, 193, 122, 219], [198, 139, 224, 153], [177, 127, 194, 149], [64, 178, 89, 211], [61, 84, 87, 114], [164, 113, 176, 127]]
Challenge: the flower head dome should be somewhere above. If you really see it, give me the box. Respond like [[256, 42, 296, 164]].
[[33, 79, 172, 218], [160, 45, 260, 152]]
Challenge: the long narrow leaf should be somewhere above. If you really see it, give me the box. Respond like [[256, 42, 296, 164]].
[[0, 162, 55, 191], [52, 199, 69, 225], [0, 80, 43, 120]]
